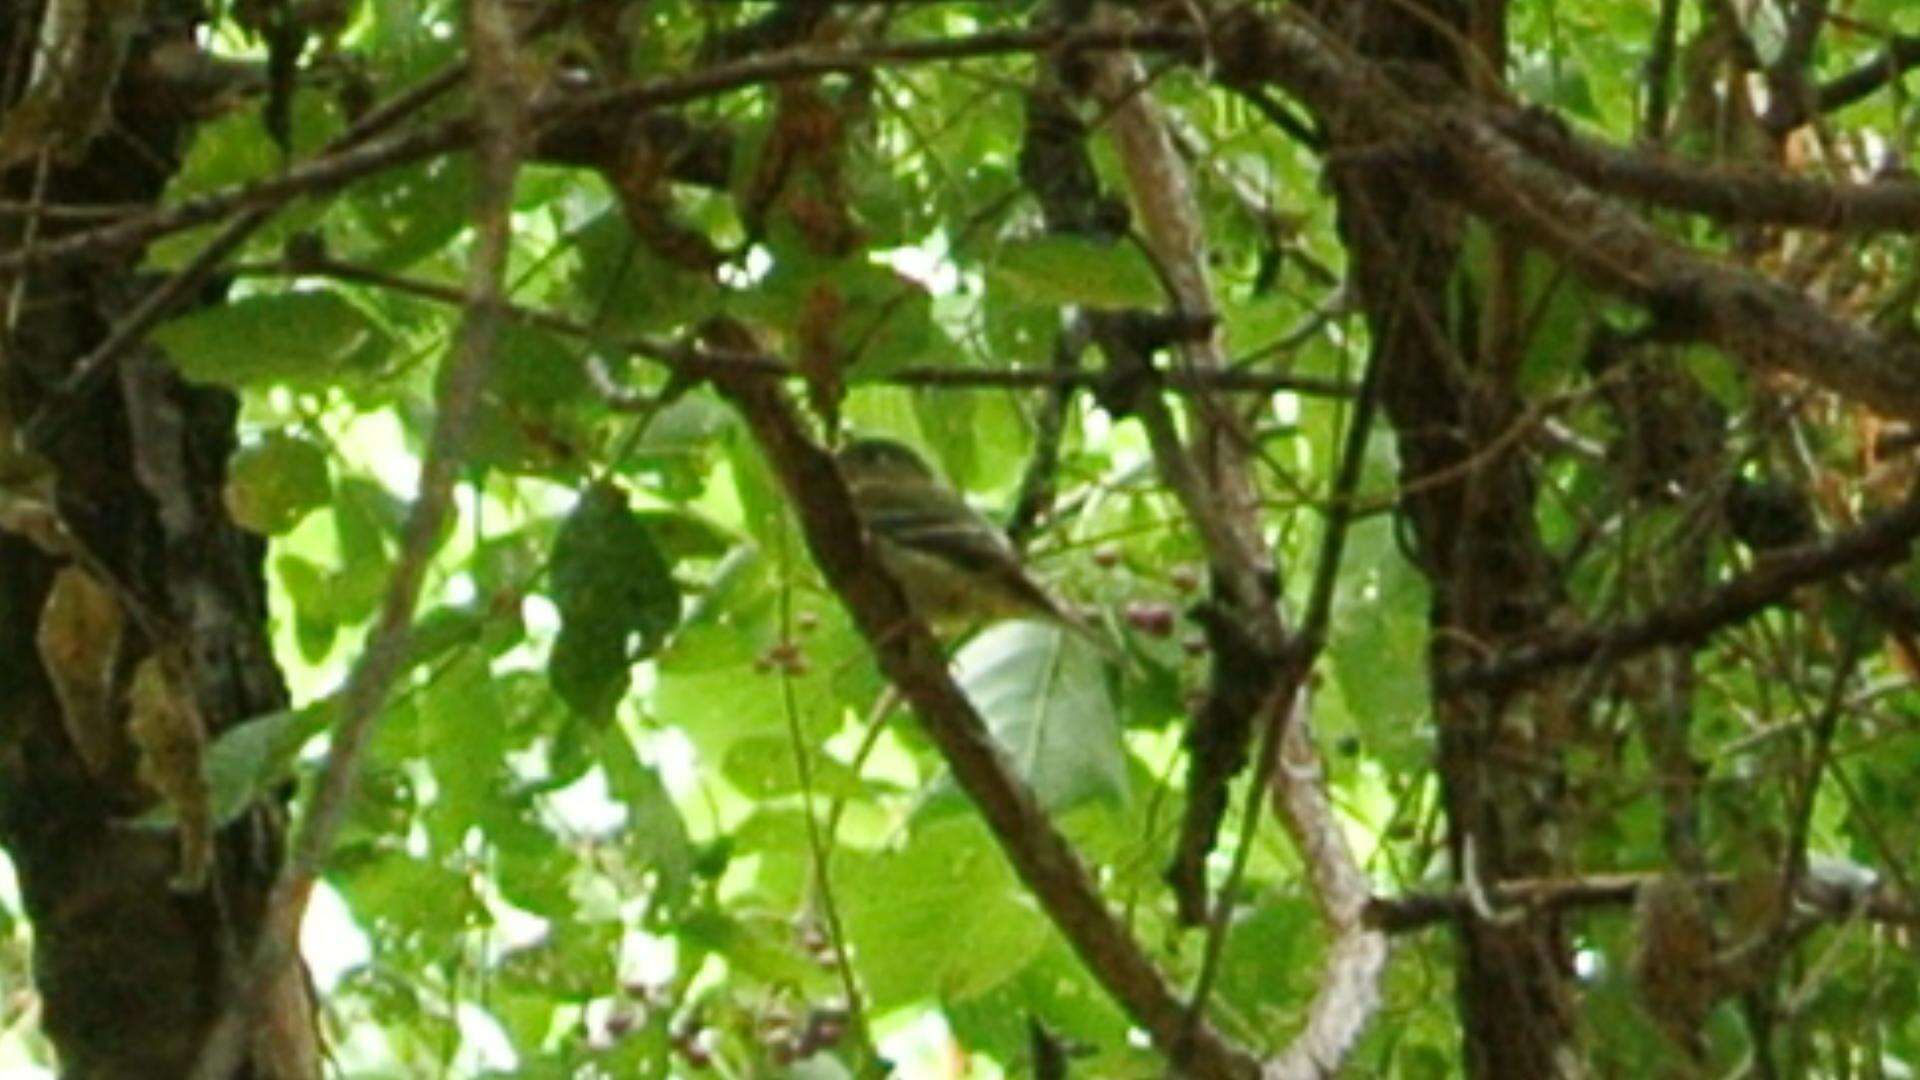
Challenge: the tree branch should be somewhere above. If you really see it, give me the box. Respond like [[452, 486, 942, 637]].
[[1368, 870, 1920, 933], [1444, 484, 1920, 692], [707, 369, 1259, 1080], [1817, 34, 1920, 116], [1493, 105, 1920, 233]]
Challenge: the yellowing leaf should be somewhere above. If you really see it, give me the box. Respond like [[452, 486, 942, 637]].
[[128, 653, 213, 892], [35, 567, 124, 776]]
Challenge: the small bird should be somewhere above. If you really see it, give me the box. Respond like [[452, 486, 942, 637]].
[[836, 437, 1103, 643]]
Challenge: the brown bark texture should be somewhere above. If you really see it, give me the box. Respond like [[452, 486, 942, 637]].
[[1306, 1, 1582, 1075], [0, 2, 318, 1076]]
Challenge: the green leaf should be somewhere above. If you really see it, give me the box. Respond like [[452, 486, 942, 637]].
[[632, 509, 735, 561], [153, 291, 388, 389], [1680, 345, 1749, 411], [953, 621, 1127, 813], [1325, 517, 1431, 769], [547, 482, 682, 722], [345, 157, 475, 270], [722, 733, 867, 800], [419, 649, 510, 839], [496, 921, 621, 999], [224, 433, 332, 535], [676, 909, 823, 989], [337, 847, 481, 942], [838, 817, 1051, 1008], [987, 236, 1163, 309], [597, 725, 694, 909], [1455, 221, 1597, 394], [138, 706, 329, 831]]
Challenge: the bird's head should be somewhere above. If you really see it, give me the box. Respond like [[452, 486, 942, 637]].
[[837, 437, 938, 483]]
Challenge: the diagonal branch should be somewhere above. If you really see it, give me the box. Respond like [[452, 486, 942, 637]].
[[1214, 8, 1920, 419], [1444, 484, 1920, 692], [1492, 105, 1920, 233], [708, 369, 1260, 1080]]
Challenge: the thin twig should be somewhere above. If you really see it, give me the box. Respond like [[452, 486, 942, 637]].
[[772, 536, 877, 1068], [229, 255, 1358, 397], [17, 62, 469, 448]]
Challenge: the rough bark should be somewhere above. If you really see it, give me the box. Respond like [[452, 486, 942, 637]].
[[0, 2, 318, 1075], [1300, 1, 1583, 1075]]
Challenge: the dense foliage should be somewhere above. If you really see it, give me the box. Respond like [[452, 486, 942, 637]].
[[4, 0, 1920, 1077]]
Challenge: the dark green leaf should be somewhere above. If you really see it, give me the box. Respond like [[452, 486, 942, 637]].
[[547, 482, 681, 722]]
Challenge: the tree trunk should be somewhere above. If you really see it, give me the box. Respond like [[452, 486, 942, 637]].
[[0, 2, 318, 1075], [1308, 1, 1584, 1074]]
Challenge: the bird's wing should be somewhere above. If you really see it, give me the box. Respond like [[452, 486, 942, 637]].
[[847, 479, 1020, 576]]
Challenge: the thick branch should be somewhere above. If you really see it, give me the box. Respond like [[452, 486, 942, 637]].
[[1493, 106, 1920, 233], [1444, 486, 1920, 692], [708, 373, 1259, 1080], [1213, 9, 1920, 418], [1818, 35, 1920, 116], [1369, 871, 1920, 933]]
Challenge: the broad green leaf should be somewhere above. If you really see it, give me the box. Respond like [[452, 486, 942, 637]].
[[676, 909, 823, 989], [1681, 345, 1749, 411], [837, 817, 1051, 1008], [944, 939, 1132, 1068], [953, 621, 1127, 813], [722, 733, 867, 800], [138, 706, 329, 831], [496, 920, 621, 999], [344, 157, 475, 270], [154, 291, 387, 389], [224, 433, 331, 536], [597, 725, 694, 909], [1324, 517, 1431, 769], [419, 649, 509, 840], [337, 848, 481, 943], [633, 509, 735, 561], [987, 236, 1163, 309]]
